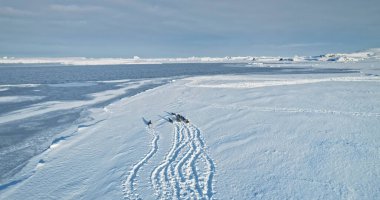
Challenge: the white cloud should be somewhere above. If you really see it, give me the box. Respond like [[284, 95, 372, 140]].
[[0, 6, 34, 16], [49, 4, 103, 13], [277, 43, 330, 48]]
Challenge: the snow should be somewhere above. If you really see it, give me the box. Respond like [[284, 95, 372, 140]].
[[47, 82, 98, 87], [1, 53, 380, 199], [0, 88, 9, 92], [1, 48, 379, 66], [0, 96, 45, 103], [316, 48, 380, 62], [186, 76, 380, 89]]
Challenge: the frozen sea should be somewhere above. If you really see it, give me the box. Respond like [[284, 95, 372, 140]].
[[0, 63, 355, 183], [1, 58, 379, 199]]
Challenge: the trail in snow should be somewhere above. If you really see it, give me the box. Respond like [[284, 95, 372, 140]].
[[123, 116, 215, 199], [123, 126, 160, 200], [151, 121, 216, 199]]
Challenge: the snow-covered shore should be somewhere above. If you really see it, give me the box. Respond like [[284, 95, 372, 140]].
[[1, 53, 380, 199]]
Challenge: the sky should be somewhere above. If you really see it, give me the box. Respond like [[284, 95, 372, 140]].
[[0, 0, 380, 57]]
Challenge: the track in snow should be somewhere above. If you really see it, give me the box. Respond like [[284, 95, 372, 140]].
[[123, 126, 159, 199], [122, 116, 216, 200], [151, 121, 215, 199]]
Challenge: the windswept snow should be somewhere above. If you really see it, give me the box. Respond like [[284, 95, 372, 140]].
[[0, 96, 45, 103], [47, 82, 98, 87], [0, 88, 9, 92], [1, 55, 380, 199], [186, 75, 380, 89]]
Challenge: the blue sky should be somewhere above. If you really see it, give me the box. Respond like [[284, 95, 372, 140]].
[[0, 0, 379, 57]]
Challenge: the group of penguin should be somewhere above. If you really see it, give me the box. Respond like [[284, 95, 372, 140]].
[[145, 112, 190, 127], [167, 112, 190, 124]]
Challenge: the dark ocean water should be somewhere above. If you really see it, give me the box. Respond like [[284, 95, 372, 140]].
[[0, 63, 355, 84]]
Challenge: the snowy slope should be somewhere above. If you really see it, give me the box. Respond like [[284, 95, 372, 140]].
[[1, 60, 380, 199]]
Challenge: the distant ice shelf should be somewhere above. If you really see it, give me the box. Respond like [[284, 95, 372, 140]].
[[1, 48, 379, 66]]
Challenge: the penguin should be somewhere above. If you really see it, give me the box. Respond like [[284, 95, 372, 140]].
[[175, 114, 181, 122]]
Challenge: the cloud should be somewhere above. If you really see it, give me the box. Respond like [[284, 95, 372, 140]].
[[49, 4, 103, 13], [0, 0, 379, 57], [277, 43, 330, 48], [0, 6, 34, 16]]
